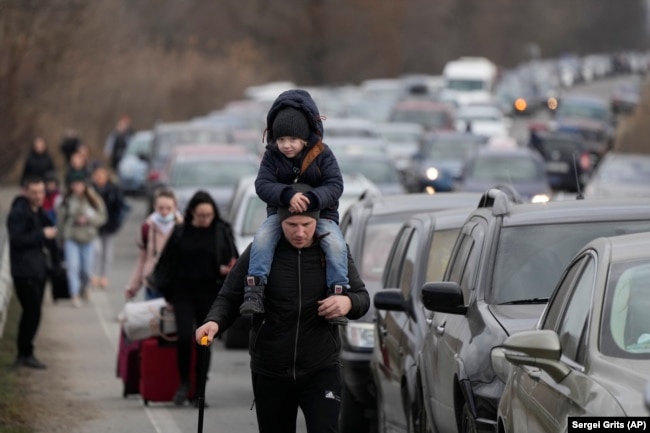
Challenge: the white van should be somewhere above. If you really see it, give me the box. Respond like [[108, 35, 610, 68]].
[[440, 57, 498, 107]]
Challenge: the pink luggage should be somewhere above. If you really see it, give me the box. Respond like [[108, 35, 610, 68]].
[[139, 337, 197, 405]]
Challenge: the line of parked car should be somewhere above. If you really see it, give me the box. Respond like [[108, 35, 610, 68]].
[[362, 187, 650, 433], [110, 49, 650, 432]]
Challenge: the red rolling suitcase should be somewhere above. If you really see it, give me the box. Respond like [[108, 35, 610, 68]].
[[116, 329, 141, 398], [139, 337, 197, 405]]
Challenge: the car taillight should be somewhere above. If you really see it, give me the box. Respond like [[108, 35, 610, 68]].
[[147, 171, 160, 181], [579, 152, 592, 171]]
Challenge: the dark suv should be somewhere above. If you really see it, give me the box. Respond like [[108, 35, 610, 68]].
[[417, 189, 650, 433], [528, 130, 593, 192], [338, 193, 481, 433]]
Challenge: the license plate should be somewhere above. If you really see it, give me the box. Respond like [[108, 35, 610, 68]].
[[547, 161, 569, 173]]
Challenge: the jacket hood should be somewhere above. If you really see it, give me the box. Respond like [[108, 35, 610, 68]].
[[10, 195, 31, 212], [265, 89, 323, 147]]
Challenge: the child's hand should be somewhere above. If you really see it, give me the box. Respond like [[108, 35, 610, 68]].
[[289, 193, 310, 213]]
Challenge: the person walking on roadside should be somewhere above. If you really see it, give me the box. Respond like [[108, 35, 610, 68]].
[[153, 190, 238, 407], [20, 137, 56, 187], [7, 176, 60, 369], [90, 163, 129, 289], [57, 172, 107, 307], [195, 193, 370, 433], [240, 89, 350, 327], [104, 115, 134, 170], [59, 129, 82, 167], [64, 145, 91, 185], [43, 172, 62, 225], [124, 188, 182, 301]]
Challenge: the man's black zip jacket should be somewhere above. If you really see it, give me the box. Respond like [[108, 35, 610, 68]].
[[204, 237, 370, 380], [6, 195, 59, 280]]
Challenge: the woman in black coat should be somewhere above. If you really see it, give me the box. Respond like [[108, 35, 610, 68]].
[[21, 137, 55, 186], [154, 190, 239, 407]]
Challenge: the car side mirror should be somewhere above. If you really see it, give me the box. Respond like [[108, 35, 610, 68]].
[[374, 289, 406, 312], [502, 330, 570, 383], [421, 281, 467, 315]]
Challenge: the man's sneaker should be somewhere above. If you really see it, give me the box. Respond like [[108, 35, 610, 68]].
[[327, 285, 349, 326], [240, 276, 265, 315], [15, 355, 47, 369]]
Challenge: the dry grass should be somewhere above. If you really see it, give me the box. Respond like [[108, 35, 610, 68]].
[[0, 295, 97, 433]]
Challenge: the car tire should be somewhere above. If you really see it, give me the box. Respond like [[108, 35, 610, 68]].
[[340, 383, 369, 433], [460, 402, 478, 433]]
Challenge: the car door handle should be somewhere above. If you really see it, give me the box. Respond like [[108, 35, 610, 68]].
[[425, 318, 433, 326], [436, 322, 446, 335]]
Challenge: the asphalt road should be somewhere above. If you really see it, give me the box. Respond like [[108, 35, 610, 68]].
[[1, 73, 640, 433]]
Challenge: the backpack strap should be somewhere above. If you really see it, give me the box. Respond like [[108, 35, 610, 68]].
[[299, 141, 325, 176]]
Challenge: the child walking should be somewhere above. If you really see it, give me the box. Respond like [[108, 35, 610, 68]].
[[240, 89, 350, 325]]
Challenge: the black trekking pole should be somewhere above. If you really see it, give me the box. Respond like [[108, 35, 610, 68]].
[[197, 336, 210, 433]]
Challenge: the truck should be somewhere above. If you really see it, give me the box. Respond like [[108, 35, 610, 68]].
[[440, 56, 498, 107]]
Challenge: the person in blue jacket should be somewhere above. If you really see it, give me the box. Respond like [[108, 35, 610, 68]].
[[240, 89, 349, 325]]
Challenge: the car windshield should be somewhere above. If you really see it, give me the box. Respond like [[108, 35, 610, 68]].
[[495, 80, 525, 98], [602, 260, 650, 359], [360, 216, 407, 290], [599, 158, 650, 183], [327, 128, 375, 138], [379, 130, 421, 144], [242, 197, 267, 236], [490, 221, 650, 305], [447, 79, 486, 91], [156, 128, 230, 161], [126, 135, 152, 156], [170, 159, 257, 188], [469, 155, 543, 181], [458, 108, 502, 122], [423, 139, 481, 160], [536, 138, 582, 154], [556, 102, 609, 122], [391, 110, 451, 130], [338, 159, 400, 184]]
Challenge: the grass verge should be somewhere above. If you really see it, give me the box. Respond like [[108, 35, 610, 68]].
[[0, 294, 33, 433]]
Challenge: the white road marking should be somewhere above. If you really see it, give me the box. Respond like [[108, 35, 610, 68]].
[[92, 289, 184, 433]]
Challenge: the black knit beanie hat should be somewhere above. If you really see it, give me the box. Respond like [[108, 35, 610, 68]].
[[272, 107, 310, 141]]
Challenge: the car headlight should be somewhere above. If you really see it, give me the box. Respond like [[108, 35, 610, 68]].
[[531, 194, 550, 204], [425, 167, 439, 181], [344, 322, 375, 350]]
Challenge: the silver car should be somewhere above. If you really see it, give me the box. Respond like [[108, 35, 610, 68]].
[[493, 231, 650, 433]]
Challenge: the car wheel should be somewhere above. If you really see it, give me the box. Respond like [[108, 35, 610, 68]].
[[340, 383, 369, 433], [460, 402, 478, 433]]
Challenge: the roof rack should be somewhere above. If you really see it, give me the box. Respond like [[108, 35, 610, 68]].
[[477, 184, 523, 215]]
